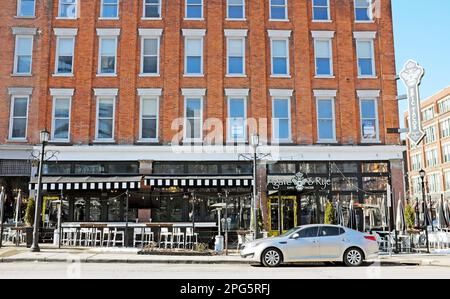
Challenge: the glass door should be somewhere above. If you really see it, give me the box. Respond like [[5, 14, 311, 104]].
[[269, 196, 297, 236]]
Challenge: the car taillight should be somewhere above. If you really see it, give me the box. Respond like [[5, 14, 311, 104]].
[[364, 235, 377, 242]]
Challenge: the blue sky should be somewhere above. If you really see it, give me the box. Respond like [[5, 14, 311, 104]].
[[392, 0, 450, 120]]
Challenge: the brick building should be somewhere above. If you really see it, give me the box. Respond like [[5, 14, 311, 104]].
[[1, 0, 404, 237], [406, 87, 450, 202]]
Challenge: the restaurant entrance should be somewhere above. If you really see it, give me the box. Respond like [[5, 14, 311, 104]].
[[268, 195, 297, 236]]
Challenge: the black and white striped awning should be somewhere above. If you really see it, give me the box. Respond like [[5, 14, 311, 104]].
[[29, 176, 143, 192], [144, 176, 253, 188]]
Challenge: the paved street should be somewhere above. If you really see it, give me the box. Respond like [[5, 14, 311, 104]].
[[0, 262, 449, 279]]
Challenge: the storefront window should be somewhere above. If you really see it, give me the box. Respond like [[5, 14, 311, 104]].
[[107, 163, 139, 174], [187, 164, 219, 175], [299, 162, 327, 174], [43, 163, 72, 175], [270, 198, 279, 231], [331, 162, 358, 174], [74, 164, 105, 175], [362, 162, 389, 173], [74, 198, 86, 221], [299, 194, 326, 225], [268, 163, 296, 174], [221, 163, 252, 175], [107, 198, 121, 221], [153, 163, 185, 175], [89, 198, 102, 222], [362, 177, 388, 191], [332, 177, 358, 191]]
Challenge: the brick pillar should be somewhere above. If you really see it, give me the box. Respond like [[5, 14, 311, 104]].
[[390, 159, 405, 201]]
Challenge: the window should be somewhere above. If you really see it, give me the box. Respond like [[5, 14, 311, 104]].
[[141, 38, 160, 75], [422, 106, 435, 122], [443, 144, 450, 163], [52, 97, 71, 141], [140, 97, 159, 141], [227, 38, 245, 75], [184, 32, 204, 75], [411, 153, 422, 171], [298, 226, 319, 238], [270, 0, 288, 20], [356, 40, 375, 77], [227, 0, 245, 20], [360, 98, 379, 141], [424, 126, 436, 144], [441, 118, 450, 139], [354, 0, 373, 22], [427, 173, 441, 194], [14, 36, 33, 75], [317, 98, 336, 141], [411, 177, 422, 196], [99, 37, 118, 75], [185, 0, 203, 19], [271, 39, 289, 76], [445, 172, 450, 190], [55, 37, 75, 75], [17, 0, 35, 17], [272, 98, 291, 142], [96, 98, 115, 140], [184, 97, 203, 142], [9, 96, 29, 140], [314, 39, 333, 76], [101, 0, 119, 19], [439, 98, 450, 114], [425, 149, 438, 168], [143, 0, 161, 18], [228, 97, 247, 142], [318, 226, 343, 237], [313, 0, 330, 21], [59, 0, 77, 18]]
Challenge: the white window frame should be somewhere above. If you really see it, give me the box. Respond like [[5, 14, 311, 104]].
[[312, 0, 330, 22], [312, 31, 335, 78], [17, 0, 36, 18], [142, 0, 162, 20], [95, 96, 116, 142], [226, 0, 246, 21], [58, 0, 78, 19], [226, 89, 249, 143], [314, 90, 337, 143], [427, 172, 441, 194], [9, 95, 30, 141], [440, 117, 450, 139], [225, 30, 247, 77], [139, 29, 163, 76], [357, 90, 380, 143], [354, 32, 376, 78], [184, 97, 204, 143], [97, 29, 120, 76], [425, 148, 438, 168], [269, 0, 288, 21], [13, 35, 34, 76], [100, 0, 120, 19], [54, 36, 76, 76], [443, 143, 450, 164], [411, 153, 422, 171], [183, 29, 206, 77], [354, 0, 374, 23], [270, 38, 290, 77], [50, 90, 73, 142], [139, 96, 160, 142], [424, 125, 437, 144], [270, 89, 293, 143], [185, 0, 204, 20]]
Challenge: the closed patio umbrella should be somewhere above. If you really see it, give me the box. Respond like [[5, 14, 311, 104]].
[[395, 199, 406, 234], [15, 190, 22, 227], [380, 196, 388, 228], [422, 200, 432, 228], [444, 200, 450, 228], [347, 199, 357, 230], [437, 198, 448, 230], [413, 199, 421, 229]]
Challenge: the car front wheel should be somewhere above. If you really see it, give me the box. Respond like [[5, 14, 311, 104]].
[[261, 248, 283, 267], [343, 248, 364, 267]]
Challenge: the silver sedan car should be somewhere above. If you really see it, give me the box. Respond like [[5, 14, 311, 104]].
[[240, 224, 379, 267]]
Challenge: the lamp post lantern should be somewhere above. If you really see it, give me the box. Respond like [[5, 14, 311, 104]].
[[30, 129, 50, 252], [419, 169, 430, 253], [250, 133, 260, 240]]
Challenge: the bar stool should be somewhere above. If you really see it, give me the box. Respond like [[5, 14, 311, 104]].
[[78, 228, 92, 246], [185, 227, 199, 249], [112, 228, 125, 247], [92, 228, 103, 247], [143, 228, 154, 246], [173, 227, 185, 248], [133, 227, 144, 247], [159, 227, 173, 249], [102, 228, 112, 247]]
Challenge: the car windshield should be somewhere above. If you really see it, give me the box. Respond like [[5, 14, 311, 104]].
[[279, 227, 300, 237]]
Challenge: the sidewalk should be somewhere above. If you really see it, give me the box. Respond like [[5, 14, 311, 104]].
[[1, 245, 450, 266]]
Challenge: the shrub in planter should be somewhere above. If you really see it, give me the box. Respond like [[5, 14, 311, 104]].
[[24, 198, 35, 226], [405, 202, 415, 230], [324, 201, 336, 225]]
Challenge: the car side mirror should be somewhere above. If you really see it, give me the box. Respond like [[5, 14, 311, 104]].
[[291, 233, 300, 239]]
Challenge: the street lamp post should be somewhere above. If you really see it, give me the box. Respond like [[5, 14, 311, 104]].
[[250, 133, 259, 240], [31, 130, 50, 253], [419, 169, 430, 253], [0, 187, 5, 249]]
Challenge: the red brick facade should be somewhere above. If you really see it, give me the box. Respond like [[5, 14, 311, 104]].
[[0, 0, 401, 146]]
